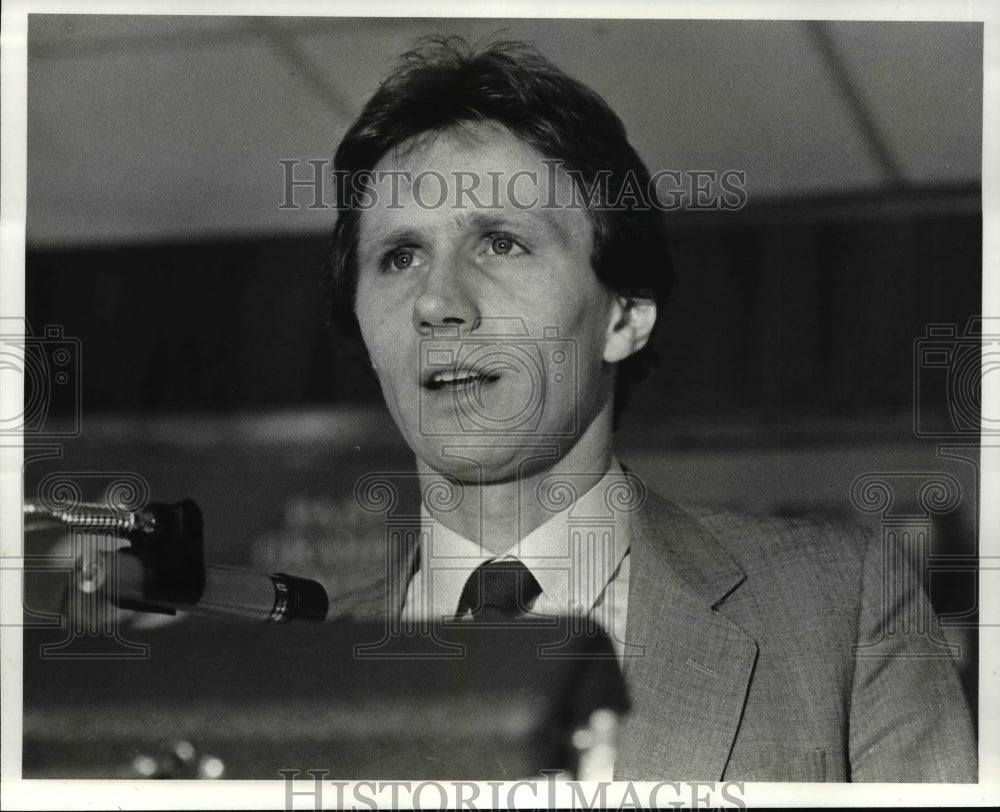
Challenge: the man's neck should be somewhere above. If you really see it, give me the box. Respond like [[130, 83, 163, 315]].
[[416, 404, 616, 555]]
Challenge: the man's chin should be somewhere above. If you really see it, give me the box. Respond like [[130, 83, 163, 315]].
[[411, 436, 577, 485]]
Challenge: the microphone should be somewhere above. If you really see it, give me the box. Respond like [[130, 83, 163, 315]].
[[27, 497, 329, 623], [107, 552, 329, 622]]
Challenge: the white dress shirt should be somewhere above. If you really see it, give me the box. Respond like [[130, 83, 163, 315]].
[[401, 462, 633, 661]]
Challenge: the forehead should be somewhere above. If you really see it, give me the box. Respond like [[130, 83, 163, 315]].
[[375, 121, 550, 179], [357, 122, 593, 250]]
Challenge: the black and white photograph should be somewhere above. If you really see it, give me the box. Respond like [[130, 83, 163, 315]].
[[1, 2, 996, 808]]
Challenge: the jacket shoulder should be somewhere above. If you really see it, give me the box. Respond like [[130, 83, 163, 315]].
[[633, 491, 876, 634], [646, 494, 873, 583]]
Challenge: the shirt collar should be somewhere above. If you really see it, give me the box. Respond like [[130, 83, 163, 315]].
[[416, 460, 631, 619]]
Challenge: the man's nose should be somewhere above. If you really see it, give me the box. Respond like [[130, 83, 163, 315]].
[[412, 258, 479, 335]]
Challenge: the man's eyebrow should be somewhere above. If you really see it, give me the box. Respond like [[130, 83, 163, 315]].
[[461, 210, 565, 241], [359, 227, 425, 258], [361, 214, 542, 249], [358, 208, 577, 260], [462, 211, 534, 231]]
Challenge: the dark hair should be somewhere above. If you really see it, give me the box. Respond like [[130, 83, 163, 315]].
[[329, 36, 674, 418]]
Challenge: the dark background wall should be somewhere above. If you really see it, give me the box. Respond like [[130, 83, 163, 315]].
[[26, 202, 980, 423]]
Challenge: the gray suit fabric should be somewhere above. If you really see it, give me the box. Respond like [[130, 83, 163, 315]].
[[620, 491, 976, 782], [328, 488, 977, 782]]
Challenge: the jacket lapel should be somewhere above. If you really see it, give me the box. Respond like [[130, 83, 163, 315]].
[[616, 494, 758, 780]]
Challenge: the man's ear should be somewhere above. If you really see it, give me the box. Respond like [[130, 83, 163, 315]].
[[603, 296, 657, 363]]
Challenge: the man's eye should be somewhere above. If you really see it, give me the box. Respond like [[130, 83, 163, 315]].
[[384, 247, 420, 272], [484, 233, 525, 257]]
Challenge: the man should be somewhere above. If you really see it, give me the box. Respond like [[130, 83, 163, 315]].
[[326, 37, 976, 781]]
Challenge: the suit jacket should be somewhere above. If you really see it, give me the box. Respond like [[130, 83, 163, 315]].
[[328, 488, 977, 782], [616, 491, 976, 782]]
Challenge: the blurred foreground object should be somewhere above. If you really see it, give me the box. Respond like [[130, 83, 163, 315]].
[[23, 618, 627, 779]]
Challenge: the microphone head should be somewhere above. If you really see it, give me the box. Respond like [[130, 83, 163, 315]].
[[272, 573, 329, 621]]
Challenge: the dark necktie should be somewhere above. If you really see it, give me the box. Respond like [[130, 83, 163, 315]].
[[457, 558, 542, 622]]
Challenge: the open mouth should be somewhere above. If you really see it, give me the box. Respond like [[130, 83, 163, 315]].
[[425, 369, 501, 391]]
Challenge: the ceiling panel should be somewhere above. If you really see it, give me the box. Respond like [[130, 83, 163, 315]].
[[828, 21, 983, 184], [24, 16, 982, 247]]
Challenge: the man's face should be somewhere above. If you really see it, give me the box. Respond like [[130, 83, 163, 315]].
[[354, 122, 620, 483]]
